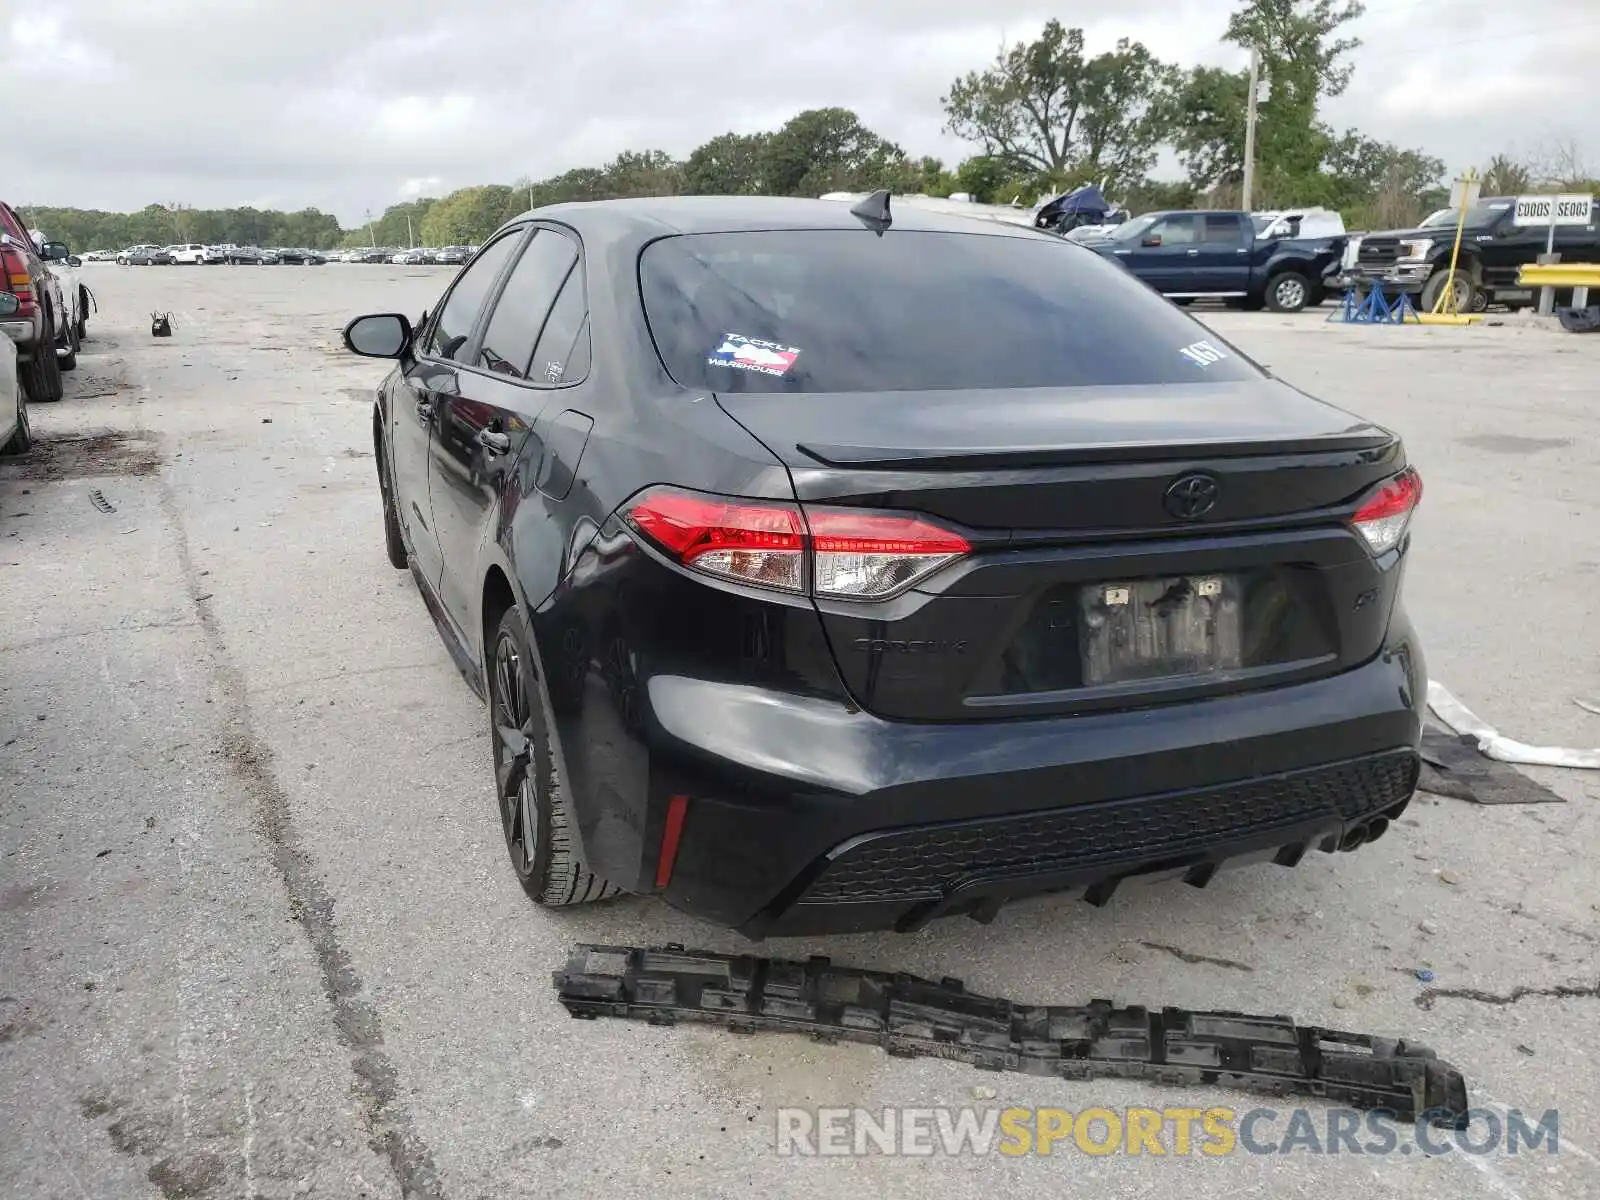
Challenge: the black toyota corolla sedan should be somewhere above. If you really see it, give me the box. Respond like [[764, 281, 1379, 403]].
[[343, 193, 1426, 938]]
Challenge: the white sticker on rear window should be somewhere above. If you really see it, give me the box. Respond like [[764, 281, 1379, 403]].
[[1179, 339, 1228, 367], [708, 333, 801, 377]]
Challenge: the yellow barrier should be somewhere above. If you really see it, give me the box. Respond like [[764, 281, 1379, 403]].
[[1517, 262, 1600, 287]]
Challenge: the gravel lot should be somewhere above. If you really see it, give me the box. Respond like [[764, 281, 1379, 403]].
[[3, 263, 1598, 1200]]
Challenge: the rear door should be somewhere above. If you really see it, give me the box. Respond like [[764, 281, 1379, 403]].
[[639, 228, 1409, 723], [427, 225, 581, 634], [1195, 213, 1252, 293], [389, 228, 525, 598], [1472, 201, 1531, 290]]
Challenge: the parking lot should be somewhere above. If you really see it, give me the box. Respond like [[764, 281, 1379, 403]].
[[2, 263, 1598, 1200]]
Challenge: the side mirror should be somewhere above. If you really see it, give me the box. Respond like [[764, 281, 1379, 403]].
[[1141, 235, 1162, 247], [343, 312, 413, 359], [41, 241, 70, 261], [66, 256, 83, 267], [0, 293, 17, 317]]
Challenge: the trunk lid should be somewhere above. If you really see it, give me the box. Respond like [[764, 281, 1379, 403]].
[[716, 379, 1398, 532], [716, 381, 1409, 722]]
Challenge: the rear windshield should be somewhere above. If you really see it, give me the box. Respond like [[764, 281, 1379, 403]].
[[638, 230, 1263, 393]]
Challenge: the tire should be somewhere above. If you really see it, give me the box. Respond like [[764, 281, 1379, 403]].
[[23, 317, 64, 403], [58, 320, 78, 372], [1420, 267, 1475, 314], [376, 440, 409, 570], [487, 605, 623, 907], [2, 386, 30, 455], [1265, 271, 1311, 313]]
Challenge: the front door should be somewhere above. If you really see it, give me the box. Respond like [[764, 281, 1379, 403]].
[[391, 228, 526, 609], [387, 357, 449, 591], [1127, 214, 1200, 293]]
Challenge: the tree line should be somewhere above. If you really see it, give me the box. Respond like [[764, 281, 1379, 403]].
[[19, 0, 1596, 254]]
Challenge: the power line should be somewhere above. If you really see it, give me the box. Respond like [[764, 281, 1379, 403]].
[[1355, 21, 1599, 62]]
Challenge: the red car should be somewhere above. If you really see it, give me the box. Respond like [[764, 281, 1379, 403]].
[[0, 200, 70, 402]]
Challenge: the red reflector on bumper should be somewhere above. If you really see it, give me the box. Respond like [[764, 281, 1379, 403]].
[[655, 794, 690, 889]]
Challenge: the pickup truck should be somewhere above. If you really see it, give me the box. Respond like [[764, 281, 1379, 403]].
[[1340, 195, 1600, 311], [1076, 209, 1347, 313]]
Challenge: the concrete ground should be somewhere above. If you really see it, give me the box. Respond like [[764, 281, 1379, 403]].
[[2, 264, 1597, 1200]]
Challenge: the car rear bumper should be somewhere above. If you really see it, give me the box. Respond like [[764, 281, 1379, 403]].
[[641, 626, 1426, 938]]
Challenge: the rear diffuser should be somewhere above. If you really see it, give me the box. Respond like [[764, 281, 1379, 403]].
[[553, 944, 1470, 1128]]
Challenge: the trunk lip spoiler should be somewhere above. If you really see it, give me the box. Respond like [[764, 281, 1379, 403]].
[[795, 431, 1397, 470]]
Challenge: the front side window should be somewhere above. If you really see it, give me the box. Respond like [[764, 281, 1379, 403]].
[[1147, 215, 1197, 245]]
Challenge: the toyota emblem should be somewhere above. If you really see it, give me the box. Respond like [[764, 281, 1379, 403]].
[[1163, 473, 1220, 520]]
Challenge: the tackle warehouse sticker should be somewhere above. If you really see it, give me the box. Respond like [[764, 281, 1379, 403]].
[[708, 333, 801, 377]]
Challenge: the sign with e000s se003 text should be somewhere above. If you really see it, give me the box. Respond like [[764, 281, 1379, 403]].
[[1512, 194, 1594, 227]]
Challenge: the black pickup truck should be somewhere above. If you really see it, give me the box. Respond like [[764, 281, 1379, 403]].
[[1340, 195, 1600, 311], [1075, 209, 1346, 313]]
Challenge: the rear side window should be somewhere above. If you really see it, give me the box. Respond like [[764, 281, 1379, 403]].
[[639, 230, 1263, 393], [530, 270, 587, 385], [1203, 214, 1245, 243], [422, 230, 522, 362], [475, 228, 578, 379]]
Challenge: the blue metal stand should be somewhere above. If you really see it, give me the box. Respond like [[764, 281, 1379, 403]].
[[1327, 284, 1418, 324]]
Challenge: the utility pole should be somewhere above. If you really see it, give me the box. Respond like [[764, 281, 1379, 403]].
[[365, 209, 376, 247], [1241, 46, 1260, 211], [406, 214, 414, 249]]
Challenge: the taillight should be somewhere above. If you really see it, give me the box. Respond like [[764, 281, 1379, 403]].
[[627, 490, 805, 592], [625, 487, 971, 601], [1351, 467, 1422, 555], [807, 509, 969, 598], [1, 243, 30, 291]]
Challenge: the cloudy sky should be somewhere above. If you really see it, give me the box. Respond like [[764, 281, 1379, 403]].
[[5, 0, 1597, 225]]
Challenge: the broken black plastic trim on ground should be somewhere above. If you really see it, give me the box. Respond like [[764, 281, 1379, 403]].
[[554, 944, 1470, 1129], [1418, 725, 1565, 805]]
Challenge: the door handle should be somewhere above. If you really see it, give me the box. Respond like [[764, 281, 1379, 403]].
[[1237, 248, 1249, 254], [1186, 249, 1200, 256], [1113, 249, 1131, 255], [477, 429, 511, 454], [414, 399, 433, 421]]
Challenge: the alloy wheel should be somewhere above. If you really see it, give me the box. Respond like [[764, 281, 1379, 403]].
[[1275, 278, 1306, 310], [491, 632, 538, 876]]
